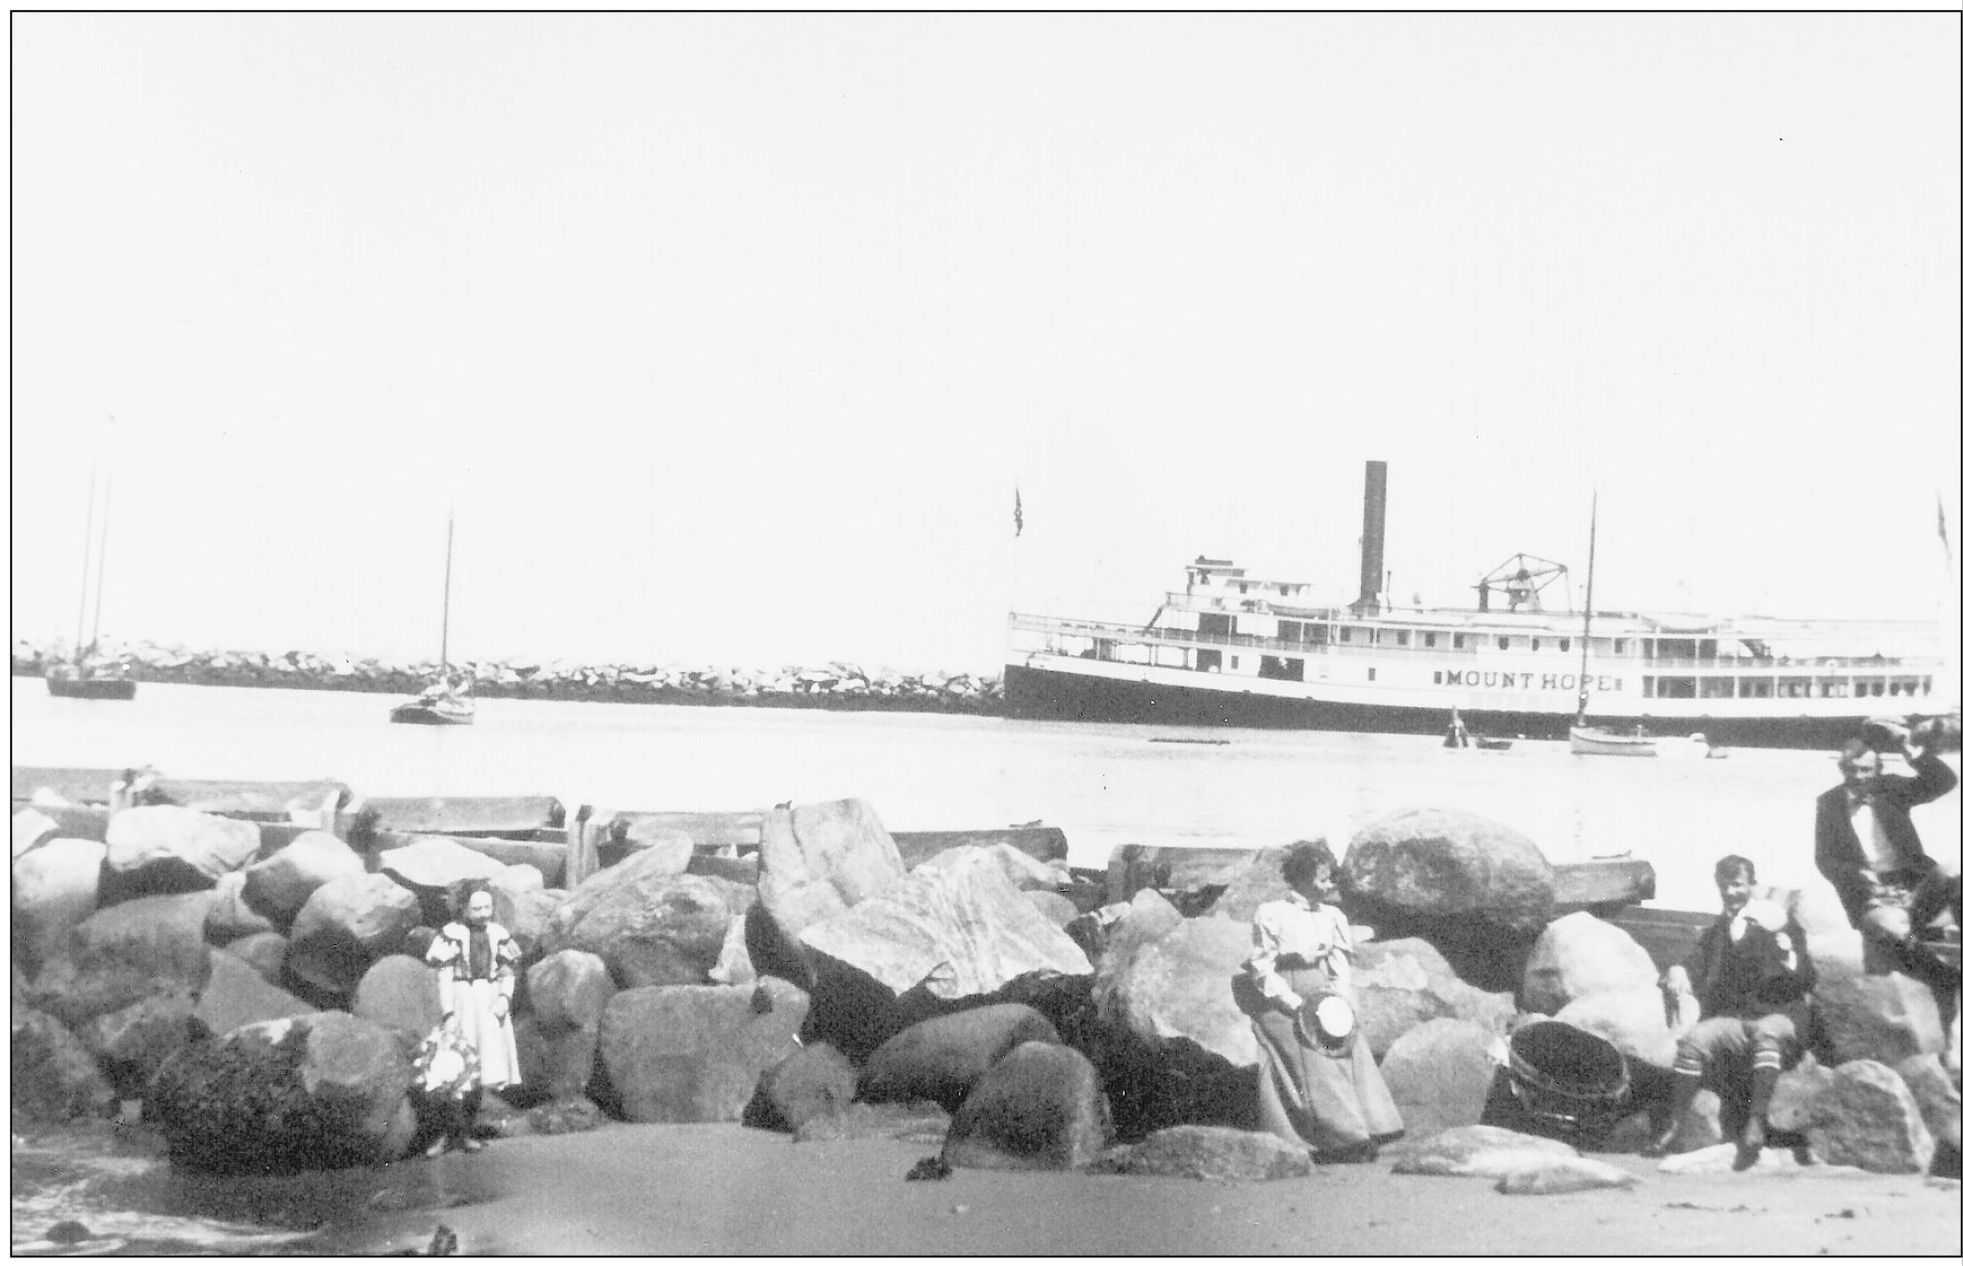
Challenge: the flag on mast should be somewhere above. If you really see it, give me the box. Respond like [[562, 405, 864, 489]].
[[1013, 485, 1023, 537]]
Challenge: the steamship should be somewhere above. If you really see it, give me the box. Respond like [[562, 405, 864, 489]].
[[1002, 463, 1947, 749]]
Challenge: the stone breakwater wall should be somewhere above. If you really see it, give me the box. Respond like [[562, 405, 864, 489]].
[[11, 640, 1004, 714]]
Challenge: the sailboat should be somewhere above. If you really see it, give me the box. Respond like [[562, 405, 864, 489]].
[[1568, 493, 1709, 759], [46, 463, 136, 701], [389, 510, 475, 726]]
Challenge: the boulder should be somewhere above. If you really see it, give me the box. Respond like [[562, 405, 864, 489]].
[[793, 1100, 953, 1144], [221, 931, 290, 985], [489, 862, 545, 901], [1388, 1124, 1576, 1177], [203, 870, 279, 945], [350, 955, 443, 1040], [602, 817, 693, 874], [1766, 1052, 1833, 1132], [1092, 889, 1185, 985], [1810, 961, 1945, 1066], [191, 950, 316, 1039], [756, 798, 907, 944], [13, 806, 62, 859], [284, 874, 422, 1001], [103, 806, 260, 895], [147, 1013, 418, 1173], [12, 1008, 118, 1122], [942, 1040, 1111, 1171], [757, 1040, 858, 1131], [1551, 989, 1677, 1071], [1207, 845, 1306, 922], [1521, 913, 1661, 1016], [1090, 1124, 1316, 1180], [519, 950, 615, 1100], [597, 978, 810, 1122], [1892, 1053, 1960, 1153], [28, 890, 216, 1029], [242, 830, 365, 924], [860, 1003, 1062, 1110], [498, 887, 568, 959], [1349, 937, 1519, 1057], [1494, 1156, 1641, 1194], [12, 837, 106, 974], [376, 836, 507, 924], [1379, 1018, 1508, 1142], [78, 987, 198, 1098], [799, 847, 1091, 1000], [1804, 1059, 1936, 1174], [544, 870, 752, 989], [914, 842, 1073, 893], [1342, 808, 1555, 939], [1025, 890, 1081, 928]]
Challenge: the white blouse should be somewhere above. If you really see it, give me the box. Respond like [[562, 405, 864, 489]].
[[1248, 891, 1356, 1010]]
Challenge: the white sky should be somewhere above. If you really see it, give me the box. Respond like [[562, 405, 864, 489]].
[[11, 14, 1961, 674]]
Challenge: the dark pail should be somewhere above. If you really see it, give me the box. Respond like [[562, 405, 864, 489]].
[[1505, 1020, 1630, 1147]]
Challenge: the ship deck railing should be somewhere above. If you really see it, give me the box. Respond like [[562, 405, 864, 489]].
[[1007, 613, 1945, 673]]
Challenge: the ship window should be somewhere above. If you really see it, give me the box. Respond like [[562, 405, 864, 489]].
[[1370, 629, 1380, 645], [1653, 676, 1696, 699], [1497, 637, 1510, 651], [1739, 678, 1772, 698], [1559, 638, 1571, 652], [1614, 639, 1627, 654], [1197, 649, 1222, 672], [1230, 656, 1240, 670], [1531, 638, 1541, 651], [1368, 667, 1377, 681], [1700, 677, 1736, 699], [1339, 627, 1352, 643], [1425, 632, 1437, 648], [1397, 631, 1409, 646], [1453, 633, 1466, 649], [1433, 671, 1443, 684]]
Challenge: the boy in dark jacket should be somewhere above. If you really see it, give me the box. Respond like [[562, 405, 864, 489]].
[[1645, 854, 1816, 1170]]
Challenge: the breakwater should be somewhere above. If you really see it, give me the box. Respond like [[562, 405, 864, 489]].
[[11, 640, 1004, 714]]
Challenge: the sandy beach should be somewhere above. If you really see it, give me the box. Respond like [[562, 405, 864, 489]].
[[317, 1123, 1960, 1257]]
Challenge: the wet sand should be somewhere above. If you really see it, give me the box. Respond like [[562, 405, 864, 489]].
[[331, 1123, 1961, 1257]]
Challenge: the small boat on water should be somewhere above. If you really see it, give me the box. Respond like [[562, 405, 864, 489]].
[[391, 510, 474, 727], [1569, 723, 1710, 759], [47, 458, 135, 701], [1474, 735, 1514, 751]]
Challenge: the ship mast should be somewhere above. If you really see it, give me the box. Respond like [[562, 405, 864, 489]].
[[439, 507, 455, 680], [1576, 491, 1598, 726], [74, 465, 99, 659]]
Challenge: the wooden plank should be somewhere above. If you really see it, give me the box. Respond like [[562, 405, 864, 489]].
[[1550, 858, 1657, 914], [1105, 844, 1265, 905], [12, 766, 122, 805], [149, 779, 352, 822], [352, 795, 565, 837], [891, 826, 1070, 870], [367, 829, 568, 887], [610, 811, 764, 853]]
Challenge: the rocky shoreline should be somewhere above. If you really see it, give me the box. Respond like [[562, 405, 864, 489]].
[[11, 640, 1005, 714]]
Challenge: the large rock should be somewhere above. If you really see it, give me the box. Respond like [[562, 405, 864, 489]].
[[1810, 961, 1945, 1066], [1552, 989, 1677, 1071], [942, 1040, 1111, 1171], [544, 870, 752, 989], [12, 837, 106, 974], [756, 798, 907, 944], [1380, 1018, 1507, 1142], [350, 955, 443, 1040], [12, 1008, 118, 1122], [376, 836, 507, 924], [203, 870, 279, 945], [799, 847, 1091, 1001], [147, 1013, 418, 1173], [1803, 1060, 1936, 1174], [859, 1003, 1062, 1110], [520, 950, 616, 1100], [28, 890, 216, 1029], [1342, 808, 1555, 938], [1766, 1052, 1834, 1132], [78, 987, 198, 1097], [793, 1100, 953, 1144], [498, 887, 568, 959], [221, 931, 290, 985], [597, 978, 810, 1122], [13, 807, 63, 859], [1349, 937, 1519, 1057], [103, 806, 260, 895], [601, 817, 693, 875], [284, 874, 422, 1001], [1089, 1124, 1316, 1180], [1892, 1053, 1960, 1153], [191, 950, 317, 1039], [1388, 1123, 1576, 1177], [914, 842, 1073, 894], [242, 831, 365, 924], [756, 1040, 858, 1132], [1493, 1156, 1641, 1194], [1207, 845, 1305, 922], [1521, 913, 1661, 1016]]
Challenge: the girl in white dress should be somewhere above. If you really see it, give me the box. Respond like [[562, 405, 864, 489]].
[[423, 881, 521, 1155]]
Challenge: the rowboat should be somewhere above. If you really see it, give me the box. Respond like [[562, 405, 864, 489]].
[[1569, 723, 1710, 759]]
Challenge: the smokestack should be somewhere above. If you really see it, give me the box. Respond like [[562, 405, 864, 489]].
[[1356, 460, 1387, 612]]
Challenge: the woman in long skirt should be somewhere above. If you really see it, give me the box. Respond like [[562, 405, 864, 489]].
[[424, 880, 522, 1155], [1246, 841, 1403, 1162]]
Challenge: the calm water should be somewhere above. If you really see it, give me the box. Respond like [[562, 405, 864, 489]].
[[10, 678, 1959, 1251]]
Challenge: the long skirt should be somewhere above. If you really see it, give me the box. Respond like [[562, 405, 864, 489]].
[[453, 978, 521, 1092], [1250, 967, 1403, 1153]]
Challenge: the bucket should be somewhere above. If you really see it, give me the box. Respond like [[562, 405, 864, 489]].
[[1503, 1020, 1631, 1147]]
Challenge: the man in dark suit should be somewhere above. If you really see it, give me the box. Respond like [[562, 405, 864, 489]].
[[1814, 719, 1958, 978], [1646, 854, 1815, 1170]]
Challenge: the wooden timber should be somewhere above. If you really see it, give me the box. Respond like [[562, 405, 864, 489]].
[[889, 825, 1069, 870], [351, 795, 566, 838], [12, 766, 123, 806], [147, 778, 350, 823], [367, 829, 569, 888]]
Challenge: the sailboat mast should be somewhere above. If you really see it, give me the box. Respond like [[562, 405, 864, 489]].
[[439, 509, 455, 677], [1577, 491, 1598, 724], [75, 466, 100, 658], [89, 471, 113, 653]]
